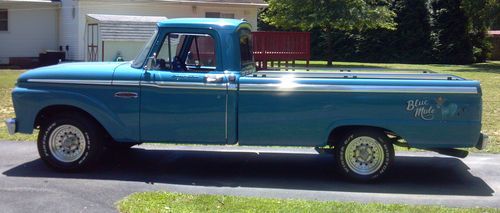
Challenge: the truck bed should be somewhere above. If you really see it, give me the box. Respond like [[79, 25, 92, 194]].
[[237, 69, 481, 149]]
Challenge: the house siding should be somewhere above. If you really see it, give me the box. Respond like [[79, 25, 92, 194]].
[[59, 0, 79, 60], [75, 0, 259, 61], [0, 2, 58, 64], [1, 0, 263, 62]]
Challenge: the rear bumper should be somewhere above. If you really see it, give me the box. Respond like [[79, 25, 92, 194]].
[[5, 118, 16, 135], [475, 133, 489, 150]]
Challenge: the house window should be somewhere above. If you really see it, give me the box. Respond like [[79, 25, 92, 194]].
[[0, 9, 7, 31], [205, 12, 235, 19]]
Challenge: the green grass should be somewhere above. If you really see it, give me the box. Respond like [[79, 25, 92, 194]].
[[117, 191, 499, 213], [0, 70, 37, 141], [0, 61, 499, 151]]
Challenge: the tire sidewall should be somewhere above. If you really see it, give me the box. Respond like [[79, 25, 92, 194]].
[[335, 130, 394, 182], [37, 114, 102, 171]]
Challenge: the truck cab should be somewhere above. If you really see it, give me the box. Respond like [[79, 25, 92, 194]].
[[110, 18, 253, 144]]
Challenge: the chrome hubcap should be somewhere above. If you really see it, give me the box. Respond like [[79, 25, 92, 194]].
[[344, 136, 384, 175], [48, 125, 86, 163]]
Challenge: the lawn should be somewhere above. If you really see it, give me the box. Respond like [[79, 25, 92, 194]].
[[117, 191, 499, 213], [0, 70, 37, 141], [0, 61, 499, 151]]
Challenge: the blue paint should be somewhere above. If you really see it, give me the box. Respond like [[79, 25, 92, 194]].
[[11, 18, 483, 149]]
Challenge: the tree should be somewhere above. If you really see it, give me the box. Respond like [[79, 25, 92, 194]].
[[392, 0, 433, 63], [492, 1, 500, 29], [430, 0, 473, 64], [262, 0, 396, 66], [461, 0, 498, 62]]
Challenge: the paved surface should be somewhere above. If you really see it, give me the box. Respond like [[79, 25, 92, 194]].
[[0, 141, 499, 212]]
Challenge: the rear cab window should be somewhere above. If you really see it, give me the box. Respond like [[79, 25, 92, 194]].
[[239, 28, 255, 74]]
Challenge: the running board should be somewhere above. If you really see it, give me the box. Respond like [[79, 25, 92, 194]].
[[425, 148, 469, 158]]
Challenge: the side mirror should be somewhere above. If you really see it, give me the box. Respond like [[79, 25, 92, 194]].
[[144, 56, 156, 71]]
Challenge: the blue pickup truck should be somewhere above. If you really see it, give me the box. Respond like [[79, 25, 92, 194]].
[[7, 18, 488, 181]]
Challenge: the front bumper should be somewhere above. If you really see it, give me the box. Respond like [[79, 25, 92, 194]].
[[5, 118, 16, 135], [475, 133, 489, 150]]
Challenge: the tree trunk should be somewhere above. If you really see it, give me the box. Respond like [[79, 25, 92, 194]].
[[325, 30, 334, 66]]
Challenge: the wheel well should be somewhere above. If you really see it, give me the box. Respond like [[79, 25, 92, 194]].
[[327, 125, 401, 147], [34, 105, 104, 132]]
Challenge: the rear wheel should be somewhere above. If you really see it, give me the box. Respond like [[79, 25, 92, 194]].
[[37, 113, 105, 171], [334, 129, 394, 182]]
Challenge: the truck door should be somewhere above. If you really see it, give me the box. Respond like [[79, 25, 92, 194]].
[[140, 32, 228, 144]]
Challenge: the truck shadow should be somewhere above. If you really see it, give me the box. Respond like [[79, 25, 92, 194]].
[[2, 148, 494, 196]]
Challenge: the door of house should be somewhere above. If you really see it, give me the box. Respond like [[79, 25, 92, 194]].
[[87, 24, 98, 61]]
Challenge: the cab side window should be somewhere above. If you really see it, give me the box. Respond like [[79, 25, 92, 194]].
[[154, 33, 183, 71], [185, 35, 217, 69], [152, 33, 217, 72]]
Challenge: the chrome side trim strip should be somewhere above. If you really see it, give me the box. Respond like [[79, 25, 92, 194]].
[[27, 79, 228, 90], [27, 79, 112, 85], [141, 81, 227, 90], [239, 84, 478, 94], [112, 80, 141, 86], [26, 79, 478, 94]]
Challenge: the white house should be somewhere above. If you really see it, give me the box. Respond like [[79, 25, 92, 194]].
[[0, 0, 267, 65]]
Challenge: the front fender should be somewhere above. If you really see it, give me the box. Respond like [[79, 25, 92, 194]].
[[12, 86, 138, 142]]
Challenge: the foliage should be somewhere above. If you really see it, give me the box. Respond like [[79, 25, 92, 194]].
[[461, 0, 498, 62], [259, 0, 499, 64], [429, 0, 474, 64], [393, 0, 434, 63], [492, 1, 500, 29], [262, 0, 396, 66]]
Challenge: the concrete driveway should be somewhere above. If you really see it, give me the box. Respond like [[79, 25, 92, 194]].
[[0, 141, 498, 213]]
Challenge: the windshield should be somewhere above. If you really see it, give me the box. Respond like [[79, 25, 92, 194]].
[[132, 30, 157, 68]]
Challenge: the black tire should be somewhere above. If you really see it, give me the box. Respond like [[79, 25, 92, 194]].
[[37, 112, 105, 171], [334, 129, 394, 182]]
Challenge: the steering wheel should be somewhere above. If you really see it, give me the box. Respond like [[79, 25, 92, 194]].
[[155, 59, 167, 70], [172, 56, 187, 71]]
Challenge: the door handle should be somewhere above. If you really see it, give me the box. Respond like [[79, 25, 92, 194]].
[[114, 92, 138, 99], [205, 74, 225, 83]]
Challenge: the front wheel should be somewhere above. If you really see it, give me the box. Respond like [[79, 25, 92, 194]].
[[334, 129, 394, 182], [37, 113, 105, 171]]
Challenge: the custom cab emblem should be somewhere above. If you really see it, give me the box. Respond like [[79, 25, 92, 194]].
[[406, 99, 435, 120]]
